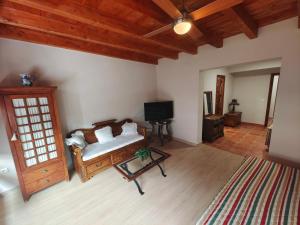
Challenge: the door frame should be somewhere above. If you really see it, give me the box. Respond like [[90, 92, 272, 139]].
[[264, 73, 280, 127], [215, 75, 226, 115]]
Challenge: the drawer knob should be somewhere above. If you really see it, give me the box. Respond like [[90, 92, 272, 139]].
[[45, 179, 50, 183], [96, 163, 102, 167], [41, 169, 49, 173]]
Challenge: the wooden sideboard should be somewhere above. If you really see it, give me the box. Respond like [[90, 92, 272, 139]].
[[0, 86, 69, 201], [202, 115, 224, 142], [224, 112, 242, 127]]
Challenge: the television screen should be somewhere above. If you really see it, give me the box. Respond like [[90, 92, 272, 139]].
[[144, 101, 173, 121]]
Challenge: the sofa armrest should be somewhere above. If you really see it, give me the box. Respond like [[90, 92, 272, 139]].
[[69, 145, 83, 156], [138, 126, 147, 141], [69, 145, 85, 168]]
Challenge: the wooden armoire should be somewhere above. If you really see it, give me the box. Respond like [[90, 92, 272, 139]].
[[0, 86, 69, 201]]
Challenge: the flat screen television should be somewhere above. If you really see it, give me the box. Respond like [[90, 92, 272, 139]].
[[144, 101, 173, 121]]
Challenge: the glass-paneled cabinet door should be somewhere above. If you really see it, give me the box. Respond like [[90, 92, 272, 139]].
[[5, 94, 61, 171]]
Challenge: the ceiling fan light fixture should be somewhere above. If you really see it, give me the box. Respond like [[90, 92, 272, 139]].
[[173, 17, 192, 35]]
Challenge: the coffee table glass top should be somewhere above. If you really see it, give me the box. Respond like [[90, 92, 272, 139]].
[[114, 148, 170, 181]]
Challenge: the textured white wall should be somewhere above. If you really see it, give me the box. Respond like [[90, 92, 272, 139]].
[[232, 74, 270, 125], [156, 18, 300, 163], [201, 67, 233, 114], [228, 59, 281, 73], [269, 76, 279, 117], [0, 39, 157, 193]]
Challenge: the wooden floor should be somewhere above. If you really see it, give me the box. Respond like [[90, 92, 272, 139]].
[[206, 123, 268, 158], [0, 142, 244, 225]]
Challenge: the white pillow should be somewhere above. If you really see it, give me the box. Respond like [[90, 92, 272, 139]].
[[65, 131, 87, 149], [95, 126, 115, 144], [121, 122, 138, 136]]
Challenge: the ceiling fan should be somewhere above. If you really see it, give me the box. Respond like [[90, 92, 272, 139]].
[[144, 0, 243, 39]]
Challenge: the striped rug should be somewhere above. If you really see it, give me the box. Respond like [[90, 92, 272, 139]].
[[197, 156, 300, 225]]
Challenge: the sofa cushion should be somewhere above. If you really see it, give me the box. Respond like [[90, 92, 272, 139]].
[[121, 122, 138, 136], [95, 126, 115, 144], [82, 134, 144, 161], [65, 131, 87, 149]]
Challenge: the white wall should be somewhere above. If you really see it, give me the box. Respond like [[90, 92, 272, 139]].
[[269, 76, 279, 117], [201, 67, 233, 114], [228, 58, 281, 73], [156, 18, 300, 163], [0, 39, 157, 193], [232, 74, 270, 125]]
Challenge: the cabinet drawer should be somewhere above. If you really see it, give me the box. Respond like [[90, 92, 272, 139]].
[[86, 157, 111, 174], [23, 161, 64, 185], [111, 151, 129, 164], [25, 171, 65, 194]]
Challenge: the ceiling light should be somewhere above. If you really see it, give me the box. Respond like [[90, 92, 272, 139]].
[[173, 17, 192, 35]]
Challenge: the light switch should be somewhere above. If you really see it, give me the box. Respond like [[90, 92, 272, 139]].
[[0, 168, 9, 174]]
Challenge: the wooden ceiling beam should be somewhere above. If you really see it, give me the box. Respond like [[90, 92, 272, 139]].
[[0, 24, 159, 64], [190, 0, 244, 21], [152, 32, 198, 54], [115, 0, 172, 24], [6, 0, 143, 35], [0, 6, 178, 59], [152, 0, 182, 19], [225, 5, 258, 39], [192, 25, 223, 48], [7, 0, 195, 55]]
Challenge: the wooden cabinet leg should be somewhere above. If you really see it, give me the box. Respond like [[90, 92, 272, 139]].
[[22, 193, 31, 201]]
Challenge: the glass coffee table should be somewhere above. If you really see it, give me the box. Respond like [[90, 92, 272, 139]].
[[113, 147, 171, 195]]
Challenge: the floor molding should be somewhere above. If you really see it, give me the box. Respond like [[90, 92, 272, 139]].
[[266, 155, 300, 169], [0, 186, 18, 196], [172, 137, 198, 146], [241, 122, 265, 128]]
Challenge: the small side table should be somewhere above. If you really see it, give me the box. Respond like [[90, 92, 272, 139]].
[[149, 120, 172, 146], [224, 112, 242, 127]]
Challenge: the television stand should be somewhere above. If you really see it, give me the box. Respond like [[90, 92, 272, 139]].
[[149, 120, 172, 146]]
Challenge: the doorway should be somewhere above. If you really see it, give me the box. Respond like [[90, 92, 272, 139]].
[[265, 73, 280, 127], [215, 75, 225, 115], [200, 58, 282, 159]]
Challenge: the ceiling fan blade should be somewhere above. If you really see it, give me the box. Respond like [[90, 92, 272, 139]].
[[152, 0, 183, 19], [189, 0, 244, 21], [144, 23, 173, 38]]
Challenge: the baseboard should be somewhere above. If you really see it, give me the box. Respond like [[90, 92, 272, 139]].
[[172, 137, 198, 146], [0, 185, 19, 196], [241, 122, 265, 127]]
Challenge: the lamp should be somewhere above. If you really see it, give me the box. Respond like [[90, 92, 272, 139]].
[[173, 16, 192, 35], [229, 99, 240, 112]]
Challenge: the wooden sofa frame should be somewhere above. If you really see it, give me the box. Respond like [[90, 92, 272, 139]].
[[67, 119, 147, 182]]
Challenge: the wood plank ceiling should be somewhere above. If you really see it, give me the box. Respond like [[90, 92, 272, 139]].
[[0, 0, 298, 64]]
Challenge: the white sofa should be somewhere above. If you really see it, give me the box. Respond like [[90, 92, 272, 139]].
[[68, 119, 147, 182]]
